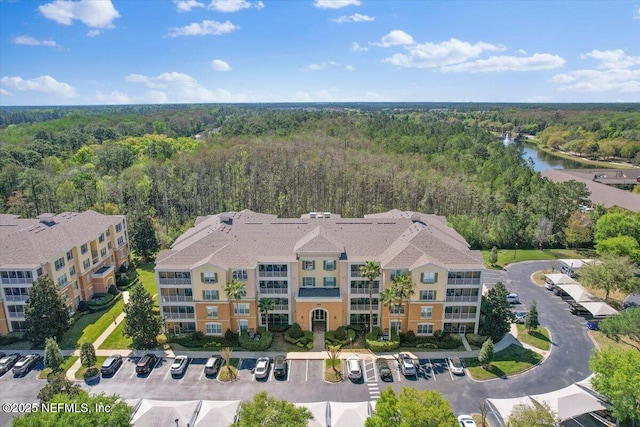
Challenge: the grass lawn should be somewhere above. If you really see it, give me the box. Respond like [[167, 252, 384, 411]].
[[218, 358, 240, 382], [589, 330, 639, 352], [324, 359, 343, 382], [516, 325, 551, 351], [38, 356, 79, 379], [464, 344, 543, 380], [75, 356, 107, 379], [137, 262, 158, 299], [481, 248, 587, 270], [58, 299, 125, 350], [98, 321, 132, 350]]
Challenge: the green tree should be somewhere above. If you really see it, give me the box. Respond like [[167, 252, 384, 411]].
[[44, 337, 64, 372], [590, 348, 640, 426], [478, 338, 494, 368], [258, 298, 275, 332], [221, 346, 235, 379], [596, 235, 640, 263], [505, 401, 559, 427], [123, 284, 162, 349], [564, 211, 594, 248], [366, 387, 458, 427], [13, 391, 132, 427], [24, 275, 69, 346], [599, 307, 640, 349], [381, 287, 401, 332], [327, 345, 342, 374], [489, 246, 498, 266], [37, 372, 82, 403], [235, 391, 313, 427], [579, 255, 638, 303], [594, 212, 640, 244], [225, 279, 246, 333], [80, 342, 96, 368], [128, 214, 159, 262], [524, 300, 540, 334], [479, 282, 513, 342], [360, 261, 381, 333]]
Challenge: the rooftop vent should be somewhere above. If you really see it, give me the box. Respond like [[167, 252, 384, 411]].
[[37, 213, 56, 225], [410, 213, 422, 223], [323, 212, 331, 218], [309, 212, 317, 219], [220, 214, 233, 225]]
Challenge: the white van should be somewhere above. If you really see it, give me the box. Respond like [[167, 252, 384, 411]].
[[347, 357, 361, 380]]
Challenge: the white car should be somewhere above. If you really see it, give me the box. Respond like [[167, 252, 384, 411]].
[[447, 356, 465, 375], [346, 357, 362, 380], [458, 414, 477, 427], [506, 293, 520, 304], [397, 353, 416, 377], [254, 357, 270, 379], [170, 355, 189, 376]]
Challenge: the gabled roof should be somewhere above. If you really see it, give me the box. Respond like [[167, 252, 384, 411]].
[[294, 226, 344, 253]]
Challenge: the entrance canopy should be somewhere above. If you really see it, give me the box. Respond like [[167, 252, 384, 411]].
[[578, 302, 618, 317], [556, 284, 599, 302]]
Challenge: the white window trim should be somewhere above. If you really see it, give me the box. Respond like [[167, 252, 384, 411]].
[[417, 323, 434, 336], [205, 322, 223, 336], [206, 306, 218, 319], [420, 306, 433, 319]]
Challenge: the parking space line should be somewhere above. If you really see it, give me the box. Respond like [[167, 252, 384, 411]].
[[429, 359, 436, 382], [393, 360, 402, 382], [305, 360, 308, 382]]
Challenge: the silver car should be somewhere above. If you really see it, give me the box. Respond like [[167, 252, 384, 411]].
[[170, 355, 189, 376], [397, 353, 416, 377], [12, 354, 40, 376], [254, 357, 270, 379]]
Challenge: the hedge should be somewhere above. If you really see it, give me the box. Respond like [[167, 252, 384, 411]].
[[465, 333, 489, 347], [365, 327, 400, 352], [117, 276, 140, 291], [324, 328, 356, 348], [87, 293, 121, 313], [239, 329, 273, 351], [284, 330, 313, 346]]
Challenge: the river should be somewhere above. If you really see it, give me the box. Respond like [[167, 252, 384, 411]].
[[520, 145, 591, 172]]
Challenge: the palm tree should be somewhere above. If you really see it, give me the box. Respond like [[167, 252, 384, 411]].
[[221, 346, 234, 378], [360, 261, 381, 333], [224, 279, 246, 333], [390, 274, 415, 334], [258, 298, 275, 331], [380, 287, 401, 333]]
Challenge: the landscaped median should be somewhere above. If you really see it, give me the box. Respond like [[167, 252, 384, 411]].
[[515, 325, 551, 351], [217, 358, 239, 382], [464, 344, 543, 380], [324, 358, 343, 382], [38, 356, 78, 380]]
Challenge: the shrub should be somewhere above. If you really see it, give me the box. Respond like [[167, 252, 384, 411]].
[[239, 330, 273, 351], [288, 323, 304, 339], [466, 333, 489, 347], [83, 367, 99, 379], [348, 324, 367, 333], [80, 342, 96, 367], [0, 333, 24, 346], [400, 330, 417, 345], [269, 324, 290, 332], [335, 326, 347, 341], [118, 264, 128, 274], [107, 284, 119, 296], [116, 273, 130, 288], [77, 300, 89, 312], [224, 329, 238, 346], [191, 331, 205, 342], [416, 342, 438, 349]]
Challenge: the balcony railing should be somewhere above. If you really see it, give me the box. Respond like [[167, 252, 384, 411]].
[[259, 287, 288, 294], [444, 312, 477, 319], [164, 312, 195, 320], [350, 287, 379, 295], [1, 278, 33, 285], [4, 295, 29, 302], [447, 279, 481, 285], [161, 295, 194, 303], [445, 295, 480, 302], [9, 312, 25, 318], [350, 304, 379, 311], [159, 278, 192, 285], [258, 271, 287, 278], [272, 304, 289, 311]]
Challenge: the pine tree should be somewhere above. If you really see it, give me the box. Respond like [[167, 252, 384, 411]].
[[80, 342, 96, 367], [525, 300, 540, 334], [44, 337, 64, 372], [123, 285, 162, 349], [129, 214, 159, 262], [478, 338, 494, 369], [24, 276, 69, 346], [489, 246, 498, 266], [479, 282, 513, 342]]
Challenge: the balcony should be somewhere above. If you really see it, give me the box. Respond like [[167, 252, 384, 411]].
[[9, 312, 25, 318], [259, 286, 288, 294], [350, 287, 379, 295], [444, 312, 477, 319], [161, 295, 194, 303], [159, 278, 192, 286], [93, 265, 114, 278], [350, 304, 379, 311], [447, 279, 481, 285], [258, 271, 287, 278], [164, 312, 195, 320], [272, 304, 289, 311], [445, 295, 480, 302], [1, 278, 33, 285], [4, 295, 29, 302]]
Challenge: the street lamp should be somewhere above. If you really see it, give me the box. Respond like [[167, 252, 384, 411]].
[[513, 243, 518, 260]]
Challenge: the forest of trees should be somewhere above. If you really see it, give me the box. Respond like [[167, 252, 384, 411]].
[[0, 104, 637, 251]]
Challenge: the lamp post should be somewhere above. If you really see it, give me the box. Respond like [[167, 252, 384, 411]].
[[513, 243, 518, 261], [350, 336, 353, 350]]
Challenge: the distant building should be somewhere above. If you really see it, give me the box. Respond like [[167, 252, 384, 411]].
[[155, 209, 484, 337], [0, 211, 130, 334]]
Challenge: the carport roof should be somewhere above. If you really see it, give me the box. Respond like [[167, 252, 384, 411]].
[[544, 273, 577, 285], [294, 401, 328, 427], [530, 384, 609, 421], [578, 302, 618, 317], [556, 284, 600, 302], [487, 396, 536, 424]]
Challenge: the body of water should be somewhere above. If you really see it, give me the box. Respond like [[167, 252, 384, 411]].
[[521, 145, 590, 172]]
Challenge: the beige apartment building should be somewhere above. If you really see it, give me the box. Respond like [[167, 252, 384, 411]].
[[156, 210, 484, 338], [0, 210, 130, 335]]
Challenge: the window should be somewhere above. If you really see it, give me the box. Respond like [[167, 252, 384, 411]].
[[81, 244, 88, 254], [116, 223, 122, 233], [390, 320, 402, 332], [66, 250, 73, 261], [323, 277, 336, 287], [106, 228, 110, 237], [350, 313, 378, 326], [202, 290, 219, 300], [206, 307, 218, 318], [302, 277, 316, 287], [417, 324, 434, 336], [238, 319, 249, 331], [205, 323, 222, 336], [57, 274, 68, 288], [54, 257, 65, 271], [83, 259, 90, 270], [232, 270, 248, 281], [420, 306, 433, 319], [420, 290, 437, 301], [99, 233, 105, 243], [72, 281, 79, 291], [201, 271, 218, 284], [117, 236, 124, 246], [390, 304, 405, 315], [234, 303, 250, 315], [390, 269, 408, 280], [421, 272, 438, 284], [107, 242, 112, 250], [350, 264, 364, 277], [69, 266, 76, 276], [100, 248, 107, 258], [302, 260, 315, 271], [323, 260, 336, 271]]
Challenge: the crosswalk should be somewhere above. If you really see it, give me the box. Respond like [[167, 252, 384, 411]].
[[367, 382, 380, 400]]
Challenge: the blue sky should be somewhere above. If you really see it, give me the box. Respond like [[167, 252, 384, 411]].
[[1, 0, 639, 105]]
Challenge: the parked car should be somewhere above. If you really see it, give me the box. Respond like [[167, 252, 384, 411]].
[[12, 354, 40, 376], [506, 293, 520, 304], [346, 357, 362, 380], [204, 355, 222, 376], [100, 354, 123, 376], [397, 353, 416, 377], [458, 414, 478, 427], [170, 355, 189, 376], [544, 281, 556, 291], [569, 302, 591, 316], [136, 353, 157, 374], [586, 319, 600, 330], [590, 409, 614, 423], [554, 287, 569, 297], [0, 353, 22, 375], [376, 358, 393, 381], [447, 356, 465, 375], [273, 355, 287, 378], [254, 357, 270, 379], [0, 352, 5, 360], [512, 311, 526, 324]]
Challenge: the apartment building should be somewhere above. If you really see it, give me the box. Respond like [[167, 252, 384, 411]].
[[0, 210, 130, 334], [155, 210, 484, 337]]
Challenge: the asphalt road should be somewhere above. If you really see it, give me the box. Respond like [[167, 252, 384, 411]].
[[0, 261, 597, 426]]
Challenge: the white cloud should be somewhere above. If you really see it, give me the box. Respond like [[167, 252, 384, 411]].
[[345, 65, 356, 71], [383, 38, 503, 68], [124, 71, 252, 102], [0, 75, 76, 98], [300, 61, 340, 71], [87, 30, 101, 37], [442, 53, 565, 73], [581, 49, 640, 70], [39, 0, 120, 29], [333, 13, 374, 23], [168, 20, 239, 37], [372, 30, 415, 47], [211, 59, 232, 71], [173, 0, 205, 12], [314, 0, 360, 9], [295, 88, 388, 102], [208, 0, 264, 12], [351, 42, 368, 52], [0, 88, 10, 97], [635, 7, 640, 19], [95, 90, 132, 104], [13, 36, 60, 48]]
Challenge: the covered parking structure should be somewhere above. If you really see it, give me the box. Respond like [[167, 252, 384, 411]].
[[556, 284, 600, 302], [576, 302, 618, 318]]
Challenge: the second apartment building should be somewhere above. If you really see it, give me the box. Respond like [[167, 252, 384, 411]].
[[156, 209, 484, 337]]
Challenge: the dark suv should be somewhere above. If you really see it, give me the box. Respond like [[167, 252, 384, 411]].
[[273, 355, 287, 378], [136, 354, 157, 374]]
